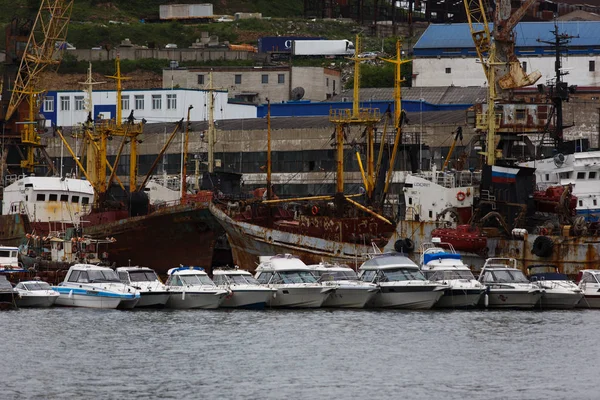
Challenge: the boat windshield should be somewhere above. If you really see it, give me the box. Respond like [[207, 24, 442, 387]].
[[482, 269, 530, 284], [317, 270, 358, 281], [275, 271, 317, 284], [381, 268, 426, 282], [179, 274, 216, 286], [87, 270, 120, 283], [427, 270, 475, 281], [359, 270, 377, 283], [22, 282, 52, 291], [128, 271, 159, 282], [230, 275, 260, 285]]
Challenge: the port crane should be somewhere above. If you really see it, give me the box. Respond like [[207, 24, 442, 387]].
[[0, 0, 74, 175], [463, 0, 542, 165]]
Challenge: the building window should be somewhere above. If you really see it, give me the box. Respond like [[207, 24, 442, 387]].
[[590, 171, 597, 179], [44, 97, 54, 112], [333, 80, 336, 93], [121, 95, 130, 111], [545, 174, 549, 181], [577, 172, 586, 179], [579, 200, 583, 207], [590, 60, 596, 72], [326, 77, 329, 87], [235, 74, 242, 84], [595, 199, 598, 206], [74, 96, 85, 111], [516, 109, 526, 120], [197, 74, 205, 85], [60, 96, 70, 111], [60, 194, 68, 202], [49, 194, 58, 202], [36, 194, 46, 201], [167, 94, 177, 110], [445, 67, 451, 74], [261, 74, 269, 84], [152, 94, 162, 110], [135, 95, 144, 110], [71, 195, 79, 203], [82, 197, 90, 205], [522, 61, 527, 72], [278, 74, 285, 84]]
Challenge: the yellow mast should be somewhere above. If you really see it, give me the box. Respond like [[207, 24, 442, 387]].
[[381, 40, 412, 194]]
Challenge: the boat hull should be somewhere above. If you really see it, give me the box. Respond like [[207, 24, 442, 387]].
[[83, 203, 220, 275], [577, 294, 600, 309], [268, 286, 331, 308], [0, 292, 17, 309], [539, 290, 583, 309], [387, 220, 600, 277], [54, 292, 122, 309], [322, 287, 376, 308], [481, 289, 542, 309], [368, 286, 444, 309], [434, 288, 484, 308], [220, 288, 274, 309], [136, 292, 170, 308], [209, 203, 374, 272], [166, 291, 226, 309], [16, 293, 59, 308]]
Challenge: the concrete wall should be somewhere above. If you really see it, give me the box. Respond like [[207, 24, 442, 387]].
[[68, 48, 253, 62], [165, 67, 338, 103], [413, 55, 600, 87]]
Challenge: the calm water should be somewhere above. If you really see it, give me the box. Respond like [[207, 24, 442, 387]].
[[1, 308, 597, 399]]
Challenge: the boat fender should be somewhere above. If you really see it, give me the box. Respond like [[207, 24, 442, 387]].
[[532, 236, 553, 257], [403, 238, 414, 252], [311, 205, 319, 215], [181, 290, 186, 301], [394, 239, 406, 253], [484, 293, 489, 308], [456, 191, 466, 202], [225, 290, 234, 300]]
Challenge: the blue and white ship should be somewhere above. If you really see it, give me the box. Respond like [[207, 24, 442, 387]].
[[53, 264, 140, 309]]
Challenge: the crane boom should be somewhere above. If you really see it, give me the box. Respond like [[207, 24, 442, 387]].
[[463, 0, 491, 81], [5, 0, 74, 122]]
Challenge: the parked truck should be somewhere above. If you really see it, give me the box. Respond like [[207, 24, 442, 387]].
[[258, 36, 323, 53], [292, 39, 355, 56]]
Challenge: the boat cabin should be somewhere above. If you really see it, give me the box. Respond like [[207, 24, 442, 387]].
[[255, 254, 319, 284], [527, 265, 570, 282], [0, 246, 20, 270], [213, 268, 261, 285], [14, 281, 53, 292], [116, 267, 161, 285], [2, 176, 94, 225], [165, 266, 216, 287], [63, 264, 121, 284], [478, 258, 530, 285], [359, 253, 427, 283], [576, 270, 600, 285], [309, 262, 359, 281]]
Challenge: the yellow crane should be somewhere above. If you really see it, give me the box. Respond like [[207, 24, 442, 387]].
[[2, 0, 74, 172]]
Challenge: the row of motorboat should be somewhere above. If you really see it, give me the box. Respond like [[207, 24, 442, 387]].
[[3, 238, 600, 310]]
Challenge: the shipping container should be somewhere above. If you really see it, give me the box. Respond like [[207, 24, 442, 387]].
[[234, 12, 262, 20], [159, 4, 214, 20], [292, 39, 355, 56], [258, 36, 323, 53]]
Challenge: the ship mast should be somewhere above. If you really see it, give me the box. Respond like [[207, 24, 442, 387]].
[[181, 104, 193, 200], [207, 71, 216, 173], [266, 99, 272, 200]]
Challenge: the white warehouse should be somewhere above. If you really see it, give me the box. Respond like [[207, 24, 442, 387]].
[[412, 21, 600, 88], [41, 88, 257, 127]]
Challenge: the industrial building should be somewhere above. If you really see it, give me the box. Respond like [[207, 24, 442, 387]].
[[40, 88, 257, 127], [413, 21, 600, 87], [164, 66, 341, 104]]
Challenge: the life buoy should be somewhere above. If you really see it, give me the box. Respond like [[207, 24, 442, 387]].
[[532, 236, 553, 257], [456, 191, 466, 202], [311, 205, 319, 215]]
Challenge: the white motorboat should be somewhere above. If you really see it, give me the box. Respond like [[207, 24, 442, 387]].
[[14, 280, 59, 308], [0, 245, 25, 272], [477, 258, 543, 309], [420, 240, 485, 308], [164, 266, 228, 309], [254, 254, 335, 308], [576, 270, 600, 308], [116, 266, 170, 308], [358, 253, 447, 309], [212, 267, 275, 309], [527, 265, 583, 309], [308, 262, 378, 308], [53, 264, 141, 309]]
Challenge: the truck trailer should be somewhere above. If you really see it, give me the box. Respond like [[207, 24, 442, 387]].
[[258, 36, 322, 53], [292, 39, 354, 56]]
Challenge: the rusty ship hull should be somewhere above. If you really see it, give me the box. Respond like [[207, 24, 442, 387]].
[[82, 201, 220, 275], [209, 202, 387, 271], [387, 220, 600, 277], [0, 215, 31, 247]]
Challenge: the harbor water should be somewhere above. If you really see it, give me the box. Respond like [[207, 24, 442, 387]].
[[1, 308, 596, 399]]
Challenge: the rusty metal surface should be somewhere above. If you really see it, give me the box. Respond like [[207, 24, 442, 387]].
[[209, 203, 375, 272], [386, 220, 600, 277], [0, 214, 31, 246], [83, 202, 221, 275]]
